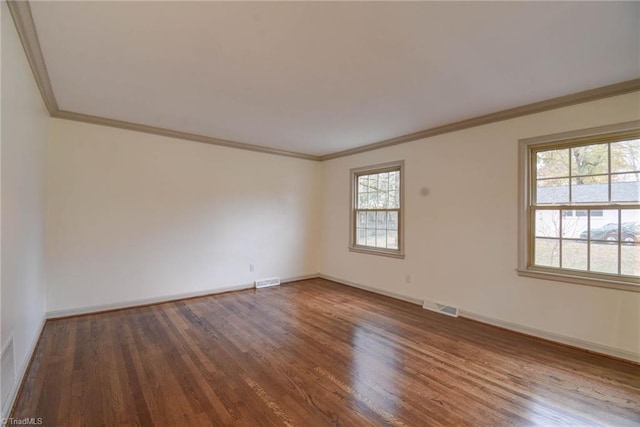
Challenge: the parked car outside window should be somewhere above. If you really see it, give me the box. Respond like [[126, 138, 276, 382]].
[[579, 222, 640, 243]]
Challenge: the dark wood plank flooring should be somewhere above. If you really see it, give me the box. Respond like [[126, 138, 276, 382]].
[[12, 279, 640, 426]]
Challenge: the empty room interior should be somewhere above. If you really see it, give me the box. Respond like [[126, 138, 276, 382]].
[[2, 1, 640, 425]]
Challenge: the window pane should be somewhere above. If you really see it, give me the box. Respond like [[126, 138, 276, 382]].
[[386, 230, 398, 249], [377, 191, 389, 209], [589, 212, 618, 242], [375, 229, 387, 248], [389, 171, 399, 191], [572, 175, 608, 203], [387, 211, 398, 230], [621, 209, 640, 245], [611, 173, 640, 202], [356, 228, 366, 245], [368, 192, 379, 209], [379, 172, 389, 191], [377, 211, 387, 229], [358, 176, 368, 193], [358, 193, 368, 209], [611, 139, 640, 173], [571, 143, 608, 176], [621, 245, 640, 277], [368, 175, 378, 192], [536, 178, 569, 204], [389, 191, 400, 208], [537, 148, 569, 179], [562, 209, 587, 239], [535, 210, 560, 238], [590, 242, 618, 274], [562, 240, 587, 271], [374, 192, 383, 208], [366, 229, 376, 246], [583, 209, 613, 242], [367, 212, 376, 228], [357, 211, 367, 228], [535, 238, 559, 267]]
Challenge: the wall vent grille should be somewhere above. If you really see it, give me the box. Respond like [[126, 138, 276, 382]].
[[255, 277, 281, 289], [422, 300, 459, 317]]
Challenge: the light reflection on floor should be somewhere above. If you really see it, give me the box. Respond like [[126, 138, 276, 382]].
[[350, 323, 403, 423]]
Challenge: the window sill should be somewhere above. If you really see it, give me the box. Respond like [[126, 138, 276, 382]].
[[516, 268, 640, 292], [349, 246, 405, 259]]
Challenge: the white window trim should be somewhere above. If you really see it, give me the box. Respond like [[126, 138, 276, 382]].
[[349, 160, 405, 259], [517, 120, 640, 292]]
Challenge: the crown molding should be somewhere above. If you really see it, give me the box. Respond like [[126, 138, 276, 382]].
[[7, 0, 320, 161], [8, 1, 640, 162], [52, 110, 321, 161], [319, 78, 640, 161], [6, 0, 58, 115]]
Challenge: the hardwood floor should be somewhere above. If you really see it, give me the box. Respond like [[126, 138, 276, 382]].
[[12, 278, 640, 426]]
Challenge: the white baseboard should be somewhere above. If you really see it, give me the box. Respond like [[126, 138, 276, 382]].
[[47, 284, 253, 318], [460, 310, 640, 364], [281, 273, 321, 284], [46, 273, 321, 319], [1, 315, 46, 419], [316, 274, 639, 364], [318, 274, 423, 305], [44, 273, 639, 364]]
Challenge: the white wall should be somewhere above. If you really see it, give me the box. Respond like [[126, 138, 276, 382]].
[[1, 1, 49, 416], [46, 119, 322, 314], [321, 92, 640, 360], [46, 94, 640, 361]]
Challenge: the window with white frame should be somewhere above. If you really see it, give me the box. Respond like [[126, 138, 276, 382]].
[[350, 161, 404, 258], [518, 123, 640, 291]]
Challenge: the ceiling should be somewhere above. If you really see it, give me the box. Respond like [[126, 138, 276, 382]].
[[29, 1, 639, 157]]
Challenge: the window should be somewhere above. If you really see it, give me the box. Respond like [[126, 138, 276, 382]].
[[350, 161, 404, 258], [518, 122, 640, 291]]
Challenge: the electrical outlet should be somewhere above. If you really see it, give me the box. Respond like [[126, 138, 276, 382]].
[[405, 274, 411, 284], [250, 264, 255, 272]]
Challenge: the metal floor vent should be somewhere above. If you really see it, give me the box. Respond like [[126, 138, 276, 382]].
[[254, 277, 281, 289], [422, 300, 459, 317], [1, 337, 16, 409]]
